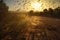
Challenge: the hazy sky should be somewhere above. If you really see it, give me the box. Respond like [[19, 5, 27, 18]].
[[4, 0, 60, 11]]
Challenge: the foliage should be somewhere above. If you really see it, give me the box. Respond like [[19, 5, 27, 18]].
[[28, 7, 60, 19]]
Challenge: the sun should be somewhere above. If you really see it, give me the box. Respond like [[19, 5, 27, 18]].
[[33, 2, 41, 9], [31, 2, 42, 11]]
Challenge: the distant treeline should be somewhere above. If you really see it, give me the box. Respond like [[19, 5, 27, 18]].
[[28, 7, 60, 19]]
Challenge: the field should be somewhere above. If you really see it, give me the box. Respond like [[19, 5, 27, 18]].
[[0, 12, 60, 40]]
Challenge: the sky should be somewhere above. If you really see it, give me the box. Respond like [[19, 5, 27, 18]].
[[4, 0, 60, 11]]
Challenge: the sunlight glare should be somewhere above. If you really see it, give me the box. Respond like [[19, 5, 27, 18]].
[[31, 2, 42, 11]]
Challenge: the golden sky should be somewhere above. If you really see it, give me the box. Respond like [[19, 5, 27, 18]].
[[4, 0, 60, 12]]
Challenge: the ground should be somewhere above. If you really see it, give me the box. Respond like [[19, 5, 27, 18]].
[[0, 13, 60, 40]]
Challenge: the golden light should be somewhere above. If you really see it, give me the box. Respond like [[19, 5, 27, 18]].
[[31, 2, 42, 11]]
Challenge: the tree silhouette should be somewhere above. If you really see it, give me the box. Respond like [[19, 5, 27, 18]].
[[0, 0, 9, 39], [43, 9, 48, 13], [28, 10, 34, 16], [0, 0, 8, 13], [0, 0, 9, 20], [28, 7, 60, 18], [48, 8, 54, 16], [54, 7, 60, 17]]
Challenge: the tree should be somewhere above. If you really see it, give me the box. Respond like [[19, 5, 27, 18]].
[[54, 7, 60, 17], [0, 0, 9, 13], [43, 9, 48, 13], [48, 8, 54, 16], [43, 9, 48, 16], [0, 0, 9, 21], [28, 10, 34, 16], [0, 0, 9, 39]]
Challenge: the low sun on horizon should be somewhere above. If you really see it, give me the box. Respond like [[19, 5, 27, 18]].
[[31, 2, 42, 11], [31, 2, 42, 10]]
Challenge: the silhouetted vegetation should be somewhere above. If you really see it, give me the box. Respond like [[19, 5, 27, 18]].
[[0, 0, 8, 21], [28, 7, 60, 19]]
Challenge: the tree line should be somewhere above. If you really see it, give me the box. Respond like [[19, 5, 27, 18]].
[[29, 7, 60, 18]]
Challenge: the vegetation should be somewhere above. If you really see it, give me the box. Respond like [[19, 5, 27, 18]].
[[0, 0, 60, 40], [28, 7, 60, 19]]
